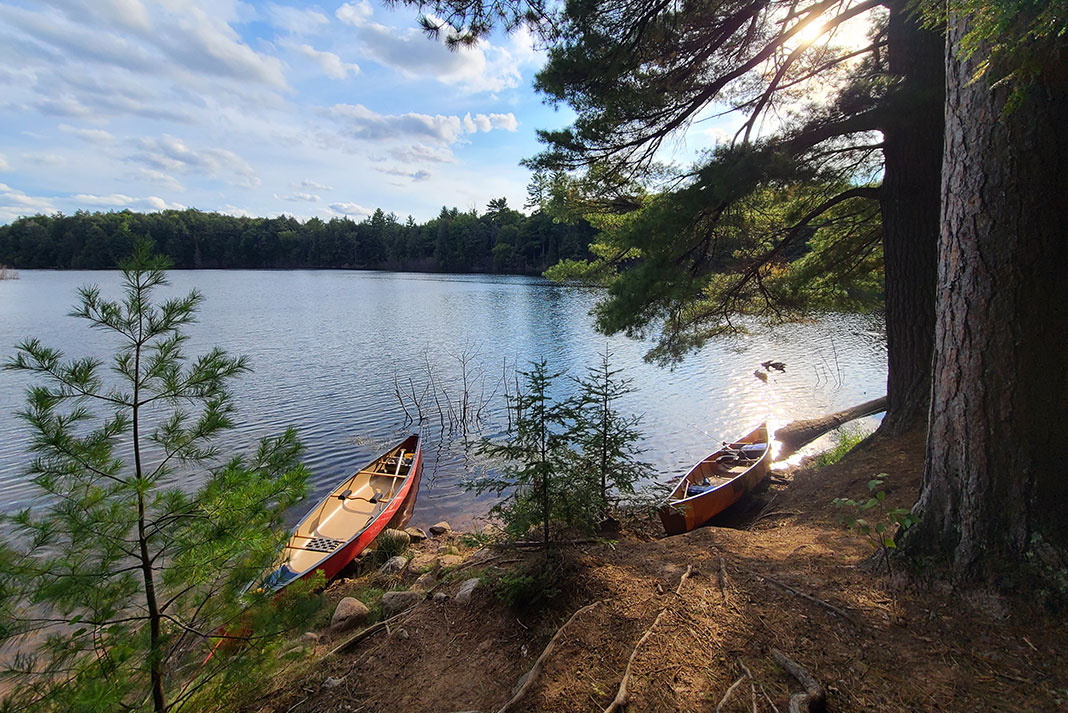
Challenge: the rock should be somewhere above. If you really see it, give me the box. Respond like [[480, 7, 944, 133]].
[[378, 555, 409, 575], [377, 528, 411, 551], [437, 554, 464, 569], [380, 590, 423, 617], [322, 676, 344, 689], [301, 632, 320, 644], [404, 526, 428, 542], [455, 577, 480, 604], [465, 547, 496, 566], [428, 521, 452, 536], [411, 571, 437, 593], [330, 597, 370, 631], [433, 592, 449, 603], [391, 628, 409, 640], [409, 553, 438, 572]]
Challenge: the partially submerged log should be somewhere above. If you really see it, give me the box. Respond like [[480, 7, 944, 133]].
[[774, 396, 887, 457]]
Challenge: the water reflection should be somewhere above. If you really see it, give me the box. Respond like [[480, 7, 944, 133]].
[[0, 270, 887, 531]]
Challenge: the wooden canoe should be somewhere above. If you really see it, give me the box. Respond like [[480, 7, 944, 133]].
[[658, 423, 771, 535], [257, 433, 423, 593]]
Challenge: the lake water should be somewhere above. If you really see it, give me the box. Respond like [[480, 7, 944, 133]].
[[0, 270, 887, 530]]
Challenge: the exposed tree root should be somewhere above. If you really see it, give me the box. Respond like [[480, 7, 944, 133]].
[[771, 649, 825, 713], [496, 599, 604, 713], [602, 565, 693, 713], [751, 571, 860, 626], [716, 675, 747, 713]]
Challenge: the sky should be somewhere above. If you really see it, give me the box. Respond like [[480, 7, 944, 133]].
[[0, 0, 879, 226], [0, 0, 594, 224]]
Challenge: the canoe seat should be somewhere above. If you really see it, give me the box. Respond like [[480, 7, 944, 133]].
[[305, 536, 345, 553]]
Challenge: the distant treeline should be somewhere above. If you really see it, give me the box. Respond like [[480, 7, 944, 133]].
[[0, 199, 597, 274]]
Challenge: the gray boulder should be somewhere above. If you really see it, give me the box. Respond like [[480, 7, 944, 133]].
[[404, 526, 428, 542], [455, 577, 481, 604], [428, 521, 452, 536], [330, 597, 370, 631], [378, 555, 409, 575], [380, 590, 423, 617], [377, 528, 411, 550]]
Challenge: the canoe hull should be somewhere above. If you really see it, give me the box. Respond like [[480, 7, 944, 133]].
[[261, 434, 423, 592], [659, 424, 770, 535]]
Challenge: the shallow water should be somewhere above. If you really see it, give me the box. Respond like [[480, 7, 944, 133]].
[[0, 270, 887, 530]]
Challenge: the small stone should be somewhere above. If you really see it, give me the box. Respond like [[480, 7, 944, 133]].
[[404, 527, 428, 542], [301, 632, 320, 644], [378, 555, 409, 575], [380, 590, 423, 616], [391, 628, 410, 640], [465, 547, 496, 566], [455, 577, 480, 604], [437, 554, 464, 569], [330, 597, 370, 631], [411, 571, 437, 593], [377, 528, 411, 550], [323, 676, 344, 689], [433, 592, 449, 603], [428, 521, 452, 536]]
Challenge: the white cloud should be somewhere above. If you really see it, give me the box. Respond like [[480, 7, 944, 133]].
[[265, 4, 329, 35], [59, 124, 116, 144], [276, 192, 319, 202], [71, 192, 186, 211], [136, 168, 185, 192], [376, 166, 432, 181], [330, 201, 372, 217], [0, 154, 9, 171], [387, 144, 456, 164], [328, 105, 518, 145], [131, 135, 260, 188], [73, 192, 135, 206], [0, 183, 57, 222], [334, 1, 538, 94], [222, 204, 253, 218], [292, 43, 360, 79], [296, 179, 333, 191]]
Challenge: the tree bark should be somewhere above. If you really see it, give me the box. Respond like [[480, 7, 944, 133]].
[[901, 15, 1068, 582], [876, 0, 944, 435]]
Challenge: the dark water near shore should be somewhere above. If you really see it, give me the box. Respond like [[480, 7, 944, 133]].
[[0, 270, 887, 530]]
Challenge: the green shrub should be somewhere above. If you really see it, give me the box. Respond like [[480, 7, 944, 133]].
[[833, 474, 919, 573], [815, 426, 870, 466]]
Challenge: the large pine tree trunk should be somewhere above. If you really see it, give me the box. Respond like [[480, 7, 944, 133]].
[[901, 15, 1068, 582], [877, 0, 944, 435]]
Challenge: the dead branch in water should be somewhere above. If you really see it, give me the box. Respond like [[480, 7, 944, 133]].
[[602, 565, 693, 713], [497, 600, 604, 713], [774, 396, 886, 457]]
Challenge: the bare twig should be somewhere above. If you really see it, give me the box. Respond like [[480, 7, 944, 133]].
[[497, 600, 604, 713], [602, 565, 693, 713], [756, 573, 860, 626], [716, 676, 747, 713]]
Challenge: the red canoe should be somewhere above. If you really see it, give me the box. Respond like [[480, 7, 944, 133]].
[[659, 424, 771, 535], [258, 433, 423, 592]]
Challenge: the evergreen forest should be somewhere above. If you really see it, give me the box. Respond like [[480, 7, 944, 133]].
[[0, 200, 597, 275]]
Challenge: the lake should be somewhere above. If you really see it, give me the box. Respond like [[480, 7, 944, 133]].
[[0, 270, 887, 530]]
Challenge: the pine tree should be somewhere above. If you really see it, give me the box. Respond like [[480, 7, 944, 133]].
[[570, 349, 651, 517], [0, 240, 312, 712], [468, 361, 584, 547]]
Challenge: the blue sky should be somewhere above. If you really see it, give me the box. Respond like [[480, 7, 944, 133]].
[[0, 0, 595, 223]]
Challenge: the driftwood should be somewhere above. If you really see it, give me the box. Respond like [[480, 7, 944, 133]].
[[497, 599, 603, 713], [774, 396, 887, 457], [771, 649, 825, 713], [602, 565, 693, 713]]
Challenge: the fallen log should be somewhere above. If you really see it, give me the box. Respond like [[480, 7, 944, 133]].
[[774, 396, 887, 457]]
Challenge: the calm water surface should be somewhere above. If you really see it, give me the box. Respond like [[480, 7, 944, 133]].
[[0, 270, 887, 530]]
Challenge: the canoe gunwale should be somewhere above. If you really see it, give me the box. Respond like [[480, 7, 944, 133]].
[[279, 434, 421, 582]]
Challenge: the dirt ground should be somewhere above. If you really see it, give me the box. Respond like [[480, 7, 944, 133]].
[[243, 429, 1068, 713]]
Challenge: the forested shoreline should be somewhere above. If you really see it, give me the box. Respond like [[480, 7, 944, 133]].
[[0, 201, 597, 274]]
